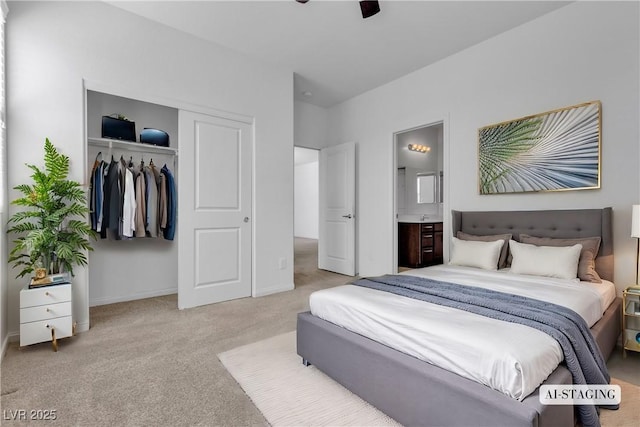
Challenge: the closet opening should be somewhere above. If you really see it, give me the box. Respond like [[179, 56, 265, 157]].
[[86, 90, 179, 307]]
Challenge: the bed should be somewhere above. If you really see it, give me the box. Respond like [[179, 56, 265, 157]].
[[297, 208, 622, 427]]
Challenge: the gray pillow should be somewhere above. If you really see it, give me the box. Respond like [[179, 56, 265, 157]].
[[456, 231, 512, 269], [518, 234, 602, 283]]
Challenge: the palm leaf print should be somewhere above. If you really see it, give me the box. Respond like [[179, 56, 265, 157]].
[[478, 102, 600, 194]]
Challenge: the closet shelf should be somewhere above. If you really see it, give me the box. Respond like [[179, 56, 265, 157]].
[[88, 137, 178, 156]]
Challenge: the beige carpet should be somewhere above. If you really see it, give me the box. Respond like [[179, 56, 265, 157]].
[[220, 331, 640, 427]]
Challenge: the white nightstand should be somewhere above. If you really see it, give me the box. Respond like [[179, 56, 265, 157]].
[[20, 283, 74, 351]]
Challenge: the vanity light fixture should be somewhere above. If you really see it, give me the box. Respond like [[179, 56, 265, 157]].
[[408, 144, 431, 153]]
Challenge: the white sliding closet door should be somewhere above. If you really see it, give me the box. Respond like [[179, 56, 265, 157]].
[[178, 110, 252, 309]]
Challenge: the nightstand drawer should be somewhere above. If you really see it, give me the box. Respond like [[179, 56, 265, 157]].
[[20, 284, 71, 308], [20, 316, 73, 347], [20, 301, 72, 323]]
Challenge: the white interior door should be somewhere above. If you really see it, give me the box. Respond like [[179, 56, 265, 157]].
[[178, 110, 252, 309], [319, 141, 356, 276]]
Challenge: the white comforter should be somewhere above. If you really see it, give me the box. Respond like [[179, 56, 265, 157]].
[[309, 265, 616, 401]]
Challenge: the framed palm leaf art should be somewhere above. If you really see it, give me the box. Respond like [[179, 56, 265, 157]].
[[478, 101, 601, 195]]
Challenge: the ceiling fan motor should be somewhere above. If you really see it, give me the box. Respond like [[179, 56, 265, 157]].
[[295, 1, 381, 20]]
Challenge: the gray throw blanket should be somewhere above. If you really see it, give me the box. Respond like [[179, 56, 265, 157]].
[[353, 274, 612, 427]]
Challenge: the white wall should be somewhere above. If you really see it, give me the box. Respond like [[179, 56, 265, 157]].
[[326, 1, 640, 293], [5, 1, 294, 339], [294, 100, 329, 150], [295, 160, 319, 239]]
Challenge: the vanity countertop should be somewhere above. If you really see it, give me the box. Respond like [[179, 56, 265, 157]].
[[398, 217, 443, 224]]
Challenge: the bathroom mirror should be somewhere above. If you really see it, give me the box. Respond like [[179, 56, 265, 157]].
[[417, 173, 435, 204], [417, 171, 443, 204]]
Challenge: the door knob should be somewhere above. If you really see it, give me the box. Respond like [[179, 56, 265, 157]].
[[342, 214, 352, 219], [244, 217, 250, 223]]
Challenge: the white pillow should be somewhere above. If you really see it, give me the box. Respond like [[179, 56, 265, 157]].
[[509, 240, 582, 280], [449, 237, 504, 271]]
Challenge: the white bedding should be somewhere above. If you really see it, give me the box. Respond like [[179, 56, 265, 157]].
[[309, 265, 615, 401]]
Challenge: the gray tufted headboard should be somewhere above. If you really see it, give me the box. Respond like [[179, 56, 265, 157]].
[[451, 208, 614, 282]]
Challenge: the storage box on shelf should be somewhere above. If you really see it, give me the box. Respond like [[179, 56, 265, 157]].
[[622, 285, 640, 357]]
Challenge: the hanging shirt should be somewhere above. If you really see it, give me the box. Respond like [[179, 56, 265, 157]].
[[96, 161, 107, 233], [104, 158, 122, 240], [144, 167, 151, 228], [158, 170, 168, 233], [89, 159, 99, 231], [134, 169, 147, 238], [145, 165, 160, 238], [161, 164, 176, 241], [122, 167, 137, 238]]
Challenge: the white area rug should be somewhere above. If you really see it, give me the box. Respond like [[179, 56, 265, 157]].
[[218, 331, 400, 427], [219, 331, 639, 427]]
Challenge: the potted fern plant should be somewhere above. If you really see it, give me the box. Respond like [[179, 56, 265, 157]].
[[8, 138, 96, 281]]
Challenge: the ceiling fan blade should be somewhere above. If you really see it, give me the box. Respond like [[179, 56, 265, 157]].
[[360, 1, 380, 19], [296, 0, 381, 19]]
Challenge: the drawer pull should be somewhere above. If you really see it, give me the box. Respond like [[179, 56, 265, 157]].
[[46, 308, 50, 312], [45, 292, 50, 296]]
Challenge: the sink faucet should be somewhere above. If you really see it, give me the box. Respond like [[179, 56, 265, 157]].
[[421, 214, 429, 221]]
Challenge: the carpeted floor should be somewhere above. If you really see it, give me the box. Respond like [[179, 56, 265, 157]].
[[0, 238, 350, 426], [219, 331, 640, 427], [1, 237, 639, 426]]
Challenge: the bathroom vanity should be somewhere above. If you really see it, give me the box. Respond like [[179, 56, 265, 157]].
[[398, 220, 443, 268]]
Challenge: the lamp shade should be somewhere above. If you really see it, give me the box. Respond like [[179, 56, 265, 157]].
[[632, 205, 640, 238]]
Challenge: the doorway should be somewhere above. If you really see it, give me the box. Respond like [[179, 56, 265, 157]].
[[294, 147, 319, 240], [294, 147, 319, 286], [393, 122, 446, 273]]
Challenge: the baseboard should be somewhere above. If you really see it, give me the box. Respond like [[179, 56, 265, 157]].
[[0, 332, 9, 363], [75, 320, 90, 333], [89, 287, 177, 307], [1, 330, 20, 361], [253, 282, 294, 297]]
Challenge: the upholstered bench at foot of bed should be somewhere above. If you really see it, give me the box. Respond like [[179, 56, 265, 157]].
[[297, 311, 574, 427]]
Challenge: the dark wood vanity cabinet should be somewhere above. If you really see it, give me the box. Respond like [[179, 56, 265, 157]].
[[398, 222, 443, 268]]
